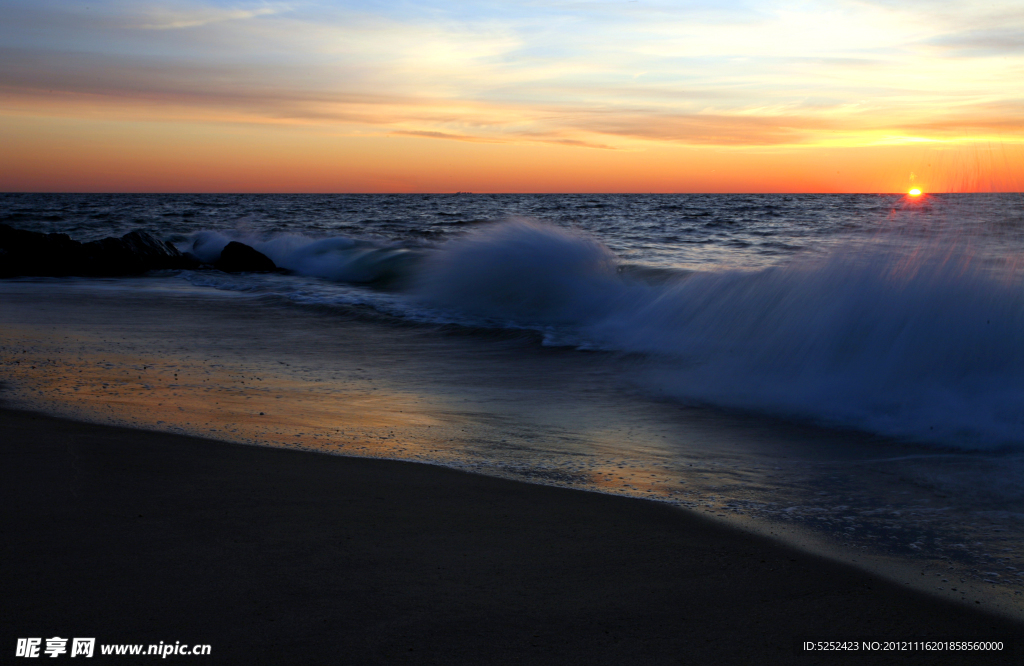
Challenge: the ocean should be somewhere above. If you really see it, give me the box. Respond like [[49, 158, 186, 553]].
[[2, 192, 1023, 613]]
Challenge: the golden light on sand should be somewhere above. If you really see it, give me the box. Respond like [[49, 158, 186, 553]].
[[908, 188, 922, 196]]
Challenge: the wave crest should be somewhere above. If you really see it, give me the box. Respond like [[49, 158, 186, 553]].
[[416, 218, 623, 322], [184, 219, 1024, 449]]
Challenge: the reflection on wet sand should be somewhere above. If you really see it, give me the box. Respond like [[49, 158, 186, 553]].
[[3, 281, 1024, 621]]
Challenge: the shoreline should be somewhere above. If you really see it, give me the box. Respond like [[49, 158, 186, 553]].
[[3, 407, 1022, 664], [4, 279, 1024, 631]]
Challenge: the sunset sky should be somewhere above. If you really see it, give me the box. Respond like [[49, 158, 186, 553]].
[[2, 0, 1022, 192]]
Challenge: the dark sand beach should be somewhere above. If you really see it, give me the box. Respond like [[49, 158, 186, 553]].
[[3, 407, 1021, 665]]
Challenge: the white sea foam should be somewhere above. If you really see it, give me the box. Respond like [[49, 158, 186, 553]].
[[412, 219, 1024, 449], [187, 231, 421, 284], [415, 217, 622, 322], [188, 230, 233, 263], [607, 247, 1021, 448]]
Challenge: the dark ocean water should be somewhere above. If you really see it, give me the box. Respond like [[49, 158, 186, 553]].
[[3, 192, 1022, 447], [3, 192, 1024, 609]]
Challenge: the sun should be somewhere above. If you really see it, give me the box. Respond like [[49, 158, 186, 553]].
[[908, 188, 922, 196]]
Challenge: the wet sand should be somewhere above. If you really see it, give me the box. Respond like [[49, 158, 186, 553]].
[[2, 408, 1021, 665], [7, 278, 1024, 622]]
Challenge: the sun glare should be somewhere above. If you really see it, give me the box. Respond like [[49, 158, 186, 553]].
[[908, 188, 922, 196]]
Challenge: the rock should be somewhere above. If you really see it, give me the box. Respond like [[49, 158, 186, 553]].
[[0, 224, 199, 277], [82, 231, 198, 275], [214, 241, 278, 273]]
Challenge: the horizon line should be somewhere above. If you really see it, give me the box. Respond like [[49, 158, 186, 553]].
[[3, 191, 1022, 196]]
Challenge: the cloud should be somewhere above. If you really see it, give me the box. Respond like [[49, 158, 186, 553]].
[[2, 0, 1023, 150], [539, 137, 617, 149], [897, 103, 1024, 137], [392, 129, 617, 149], [576, 112, 831, 145], [927, 28, 1024, 57], [391, 130, 500, 143], [133, 5, 283, 30]]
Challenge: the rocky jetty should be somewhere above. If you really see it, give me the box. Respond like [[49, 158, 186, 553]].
[[0, 224, 199, 277]]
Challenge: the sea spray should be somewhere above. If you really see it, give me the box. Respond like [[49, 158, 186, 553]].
[[416, 217, 623, 322], [7, 192, 1024, 603], [187, 230, 422, 285], [590, 238, 1024, 448], [407, 220, 1024, 449], [168, 200, 1024, 448]]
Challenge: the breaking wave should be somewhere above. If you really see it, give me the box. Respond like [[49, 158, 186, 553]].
[[183, 218, 1024, 449], [415, 220, 1024, 449]]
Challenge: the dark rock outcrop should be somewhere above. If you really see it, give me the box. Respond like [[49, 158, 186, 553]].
[[0, 224, 199, 278], [213, 241, 278, 273]]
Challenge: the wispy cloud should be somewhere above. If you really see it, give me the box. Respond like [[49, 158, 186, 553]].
[[392, 129, 617, 150], [2, 0, 1023, 149], [927, 28, 1024, 57], [133, 5, 284, 30], [391, 130, 500, 143]]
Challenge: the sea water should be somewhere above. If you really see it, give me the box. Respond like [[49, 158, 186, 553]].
[[2, 192, 1023, 613]]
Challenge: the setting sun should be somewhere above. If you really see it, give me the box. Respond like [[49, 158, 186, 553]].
[[908, 188, 922, 196]]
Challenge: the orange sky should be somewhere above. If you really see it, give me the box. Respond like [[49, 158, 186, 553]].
[[2, 1, 1022, 193]]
